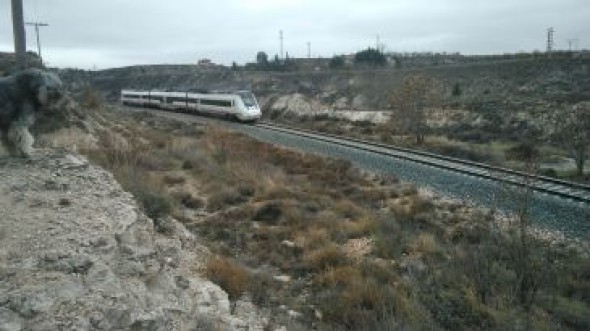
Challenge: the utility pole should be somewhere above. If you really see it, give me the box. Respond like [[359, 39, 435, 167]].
[[376, 34, 380, 50], [11, 0, 27, 70], [547, 27, 554, 57], [26, 22, 49, 64], [279, 30, 284, 59], [307, 41, 311, 58]]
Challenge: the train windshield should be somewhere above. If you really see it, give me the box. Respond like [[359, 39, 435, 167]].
[[237, 91, 258, 107]]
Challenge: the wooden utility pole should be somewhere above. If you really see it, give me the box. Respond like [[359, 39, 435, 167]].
[[11, 0, 27, 70], [26, 22, 49, 64]]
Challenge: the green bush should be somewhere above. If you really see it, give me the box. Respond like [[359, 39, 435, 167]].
[[329, 55, 345, 69], [543, 297, 590, 330], [452, 82, 462, 96], [136, 189, 172, 220]]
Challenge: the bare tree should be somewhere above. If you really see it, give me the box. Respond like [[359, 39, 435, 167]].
[[546, 102, 590, 177], [389, 74, 441, 145]]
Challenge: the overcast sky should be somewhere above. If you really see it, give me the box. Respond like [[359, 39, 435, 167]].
[[1, 0, 589, 69]]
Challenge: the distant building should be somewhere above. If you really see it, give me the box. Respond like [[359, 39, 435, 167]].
[[197, 59, 217, 68]]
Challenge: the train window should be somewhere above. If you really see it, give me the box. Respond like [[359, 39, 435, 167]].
[[201, 99, 231, 107], [237, 91, 257, 107]]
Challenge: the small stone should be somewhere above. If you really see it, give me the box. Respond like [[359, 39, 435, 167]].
[[281, 240, 295, 248], [314, 310, 323, 320], [175, 275, 190, 289], [287, 310, 302, 319], [58, 197, 72, 207], [273, 275, 291, 283]]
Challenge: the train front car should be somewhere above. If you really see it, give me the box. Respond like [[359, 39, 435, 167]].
[[235, 90, 262, 122], [121, 90, 145, 107]]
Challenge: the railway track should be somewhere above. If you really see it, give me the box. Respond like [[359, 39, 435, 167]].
[[255, 121, 590, 205], [122, 106, 590, 205]]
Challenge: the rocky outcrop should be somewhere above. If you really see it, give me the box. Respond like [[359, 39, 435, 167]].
[[267, 93, 391, 124], [270, 93, 318, 115], [0, 151, 265, 330]]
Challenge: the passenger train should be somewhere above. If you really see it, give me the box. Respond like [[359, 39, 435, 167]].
[[120, 89, 261, 122]]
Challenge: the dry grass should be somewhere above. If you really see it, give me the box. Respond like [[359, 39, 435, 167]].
[[303, 243, 348, 270], [77, 107, 590, 331], [342, 217, 378, 238], [410, 233, 438, 254], [293, 227, 331, 250], [388, 195, 434, 219], [82, 87, 103, 110], [36, 127, 98, 150]]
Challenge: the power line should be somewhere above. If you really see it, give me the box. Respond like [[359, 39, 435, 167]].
[[11, 0, 27, 69], [26, 22, 49, 64]]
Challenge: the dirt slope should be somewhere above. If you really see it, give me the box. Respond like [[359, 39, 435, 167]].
[[0, 151, 265, 330]]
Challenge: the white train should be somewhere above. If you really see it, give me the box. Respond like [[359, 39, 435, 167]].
[[120, 89, 261, 122]]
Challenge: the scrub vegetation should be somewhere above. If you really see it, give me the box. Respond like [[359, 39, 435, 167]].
[[78, 107, 589, 330]]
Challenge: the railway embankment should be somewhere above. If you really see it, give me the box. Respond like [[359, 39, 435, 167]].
[[33, 104, 588, 330]]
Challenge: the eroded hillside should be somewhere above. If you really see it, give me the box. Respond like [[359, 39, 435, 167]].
[[0, 151, 266, 330]]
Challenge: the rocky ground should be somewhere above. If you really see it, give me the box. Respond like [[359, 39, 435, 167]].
[[0, 151, 267, 331]]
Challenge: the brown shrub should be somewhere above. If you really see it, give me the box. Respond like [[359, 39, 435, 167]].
[[373, 218, 407, 259], [410, 233, 438, 254], [304, 244, 348, 270], [82, 86, 102, 110], [389, 196, 434, 220], [333, 199, 365, 219], [252, 201, 283, 224], [316, 266, 362, 287], [293, 227, 330, 250], [206, 257, 250, 301], [172, 191, 205, 209], [162, 174, 186, 186], [343, 217, 378, 238], [316, 276, 398, 329], [206, 188, 248, 212]]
